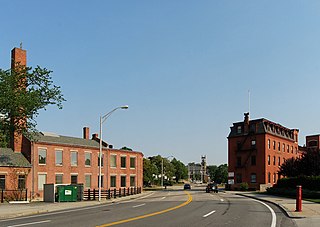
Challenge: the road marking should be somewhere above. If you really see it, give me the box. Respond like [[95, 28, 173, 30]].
[[253, 199, 276, 227], [7, 220, 51, 227], [203, 210, 216, 218], [220, 199, 224, 202], [97, 191, 193, 227], [132, 203, 146, 208], [159, 197, 166, 200]]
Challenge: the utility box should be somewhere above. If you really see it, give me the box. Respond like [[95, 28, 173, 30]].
[[43, 184, 55, 202], [56, 185, 78, 202]]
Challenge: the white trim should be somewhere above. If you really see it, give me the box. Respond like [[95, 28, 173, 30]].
[[85, 173, 92, 176], [37, 172, 47, 174], [0, 172, 8, 175], [70, 173, 78, 176]]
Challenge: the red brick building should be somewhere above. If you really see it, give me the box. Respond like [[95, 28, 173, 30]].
[[228, 113, 300, 190], [0, 47, 143, 199]]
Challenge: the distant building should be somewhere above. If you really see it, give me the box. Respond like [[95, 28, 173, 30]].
[[228, 113, 300, 191], [0, 47, 143, 199]]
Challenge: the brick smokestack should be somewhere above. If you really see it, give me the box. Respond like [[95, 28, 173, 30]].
[[83, 127, 90, 139], [244, 112, 250, 134], [10, 47, 27, 153]]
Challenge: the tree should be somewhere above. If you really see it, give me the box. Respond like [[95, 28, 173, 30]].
[[171, 158, 188, 182], [207, 164, 228, 183], [143, 158, 159, 186], [0, 65, 65, 147], [278, 157, 300, 177]]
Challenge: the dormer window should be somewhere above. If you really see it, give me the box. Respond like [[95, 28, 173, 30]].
[[237, 126, 242, 134]]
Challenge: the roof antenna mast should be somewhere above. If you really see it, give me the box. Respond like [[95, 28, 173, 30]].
[[248, 89, 250, 115]]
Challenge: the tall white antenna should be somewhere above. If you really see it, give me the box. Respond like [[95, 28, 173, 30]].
[[248, 90, 251, 114]]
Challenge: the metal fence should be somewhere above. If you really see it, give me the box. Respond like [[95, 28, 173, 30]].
[[1, 189, 28, 203], [84, 187, 142, 201]]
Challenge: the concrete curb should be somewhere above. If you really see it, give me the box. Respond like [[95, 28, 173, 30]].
[[237, 193, 306, 219]]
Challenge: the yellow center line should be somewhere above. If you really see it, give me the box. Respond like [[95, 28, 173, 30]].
[[96, 191, 193, 227]]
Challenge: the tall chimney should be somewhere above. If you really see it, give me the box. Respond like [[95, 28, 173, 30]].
[[10, 47, 27, 153], [83, 127, 90, 139], [244, 112, 250, 134]]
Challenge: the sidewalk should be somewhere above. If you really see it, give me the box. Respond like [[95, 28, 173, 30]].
[[235, 191, 320, 227], [0, 191, 152, 220]]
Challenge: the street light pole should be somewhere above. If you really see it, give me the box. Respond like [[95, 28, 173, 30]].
[[98, 105, 128, 202], [161, 156, 174, 189]]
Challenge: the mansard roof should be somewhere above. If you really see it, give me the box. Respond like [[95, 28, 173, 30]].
[[228, 117, 298, 141]]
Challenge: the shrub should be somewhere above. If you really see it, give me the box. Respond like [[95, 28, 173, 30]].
[[276, 176, 320, 191], [240, 182, 249, 191]]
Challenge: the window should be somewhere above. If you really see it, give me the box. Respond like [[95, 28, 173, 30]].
[[251, 156, 256, 166], [308, 140, 318, 147], [110, 176, 116, 187], [85, 175, 91, 188], [237, 126, 242, 134], [278, 142, 280, 151], [85, 152, 91, 166], [71, 175, 78, 184], [55, 150, 63, 166], [251, 140, 256, 148], [282, 143, 285, 152], [287, 145, 289, 153], [18, 175, 26, 189], [268, 139, 270, 149], [268, 172, 271, 183], [38, 174, 46, 190], [295, 147, 298, 154], [110, 155, 117, 167], [278, 157, 280, 166], [121, 176, 126, 187], [38, 148, 47, 164], [273, 141, 276, 150], [236, 157, 241, 167], [273, 173, 276, 183], [130, 157, 136, 168], [273, 156, 276, 165], [130, 176, 136, 187], [250, 173, 257, 183], [98, 175, 104, 188], [71, 151, 78, 166], [121, 156, 126, 168], [0, 175, 5, 189], [291, 146, 293, 153], [98, 154, 104, 167], [236, 174, 242, 183], [267, 155, 270, 165], [55, 174, 63, 184]]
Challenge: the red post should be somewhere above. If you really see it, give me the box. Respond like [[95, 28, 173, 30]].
[[296, 185, 302, 212]]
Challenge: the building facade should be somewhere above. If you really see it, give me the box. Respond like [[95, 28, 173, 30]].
[[0, 47, 143, 199], [228, 113, 300, 190]]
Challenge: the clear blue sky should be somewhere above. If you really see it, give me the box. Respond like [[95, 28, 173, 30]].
[[1, 1, 320, 165]]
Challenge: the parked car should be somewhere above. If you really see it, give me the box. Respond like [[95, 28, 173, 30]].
[[184, 183, 191, 190], [206, 183, 218, 193]]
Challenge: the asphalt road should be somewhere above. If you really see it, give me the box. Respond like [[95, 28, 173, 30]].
[[0, 189, 297, 227]]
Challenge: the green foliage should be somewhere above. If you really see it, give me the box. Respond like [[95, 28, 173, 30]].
[[266, 187, 320, 200], [276, 176, 320, 191], [239, 182, 249, 191], [207, 164, 228, 183], [0, 65, 65, 146], [143, 158, 158, 187], [170, 158, 188, 182], [279, 151, 320, 177], [120, 146, 132, 151]]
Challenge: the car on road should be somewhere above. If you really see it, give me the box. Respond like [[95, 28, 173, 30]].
[[206, 183, 218, 193], [184, 183, 191, 190]]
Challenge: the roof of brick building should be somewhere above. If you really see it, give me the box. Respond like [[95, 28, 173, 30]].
[[0, 148, 31, 167]]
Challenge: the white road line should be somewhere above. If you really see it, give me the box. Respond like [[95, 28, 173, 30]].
[[253, 199, 276, 227], [132, 203, 146, 208], [220, 199, 224, 202], [203, 210, 216, 218], [7, 220, 51, 227], [159, 197, 166, 200]]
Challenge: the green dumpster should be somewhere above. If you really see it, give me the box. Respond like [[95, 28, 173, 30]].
[[56, 185, 78, 202]]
